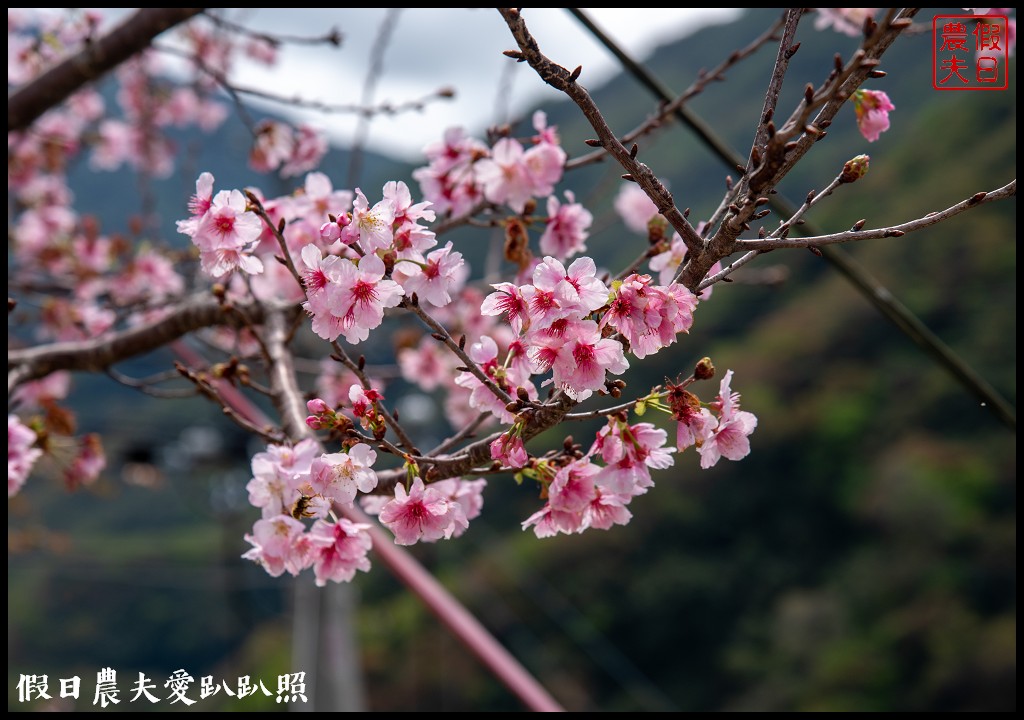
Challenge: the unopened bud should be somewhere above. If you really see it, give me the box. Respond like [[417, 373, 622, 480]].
[[694, 356, 715, 381], [307, 398, 331, 415], [840, 154, 870, 183], [647, 215, 670, 245]]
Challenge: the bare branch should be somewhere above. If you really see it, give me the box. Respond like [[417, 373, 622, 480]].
[[8, 295, 285, 389], [565, 9, 786, 171], [264, 310, 315, 442], [745, 9, 804, 176], [737, 181, 1016, 251], [498, 8, 704, 257]]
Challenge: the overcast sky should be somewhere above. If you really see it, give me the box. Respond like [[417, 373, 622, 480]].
[[199, 8, 742, 162]]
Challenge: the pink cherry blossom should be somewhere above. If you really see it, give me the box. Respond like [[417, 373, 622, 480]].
[[189, 187, 265, 278], [349, 384, 383, 428], [9, 414, 42, 498], [65, 433, 105, 489], [242, 514, 312, 577], [521, 503, 586, 538], [321, 253, 404, 344], [614, 182, 660, 234], [585, 489, 633, 531], [428, 478, 486, 538], [529, 320, 628, 401], [384, 179, 436, 229], [548, 459, 600, 515], [378, 477, 466, 545], [176, 172, 214, 238], [852, 89, 895, 142], [347, 188, 396, 253], [398, 338, 456, 392], [308, 518, 373, 586], [539, 191, 592, 260], [413, 126, 488, 217], [474, 137, 536, 213], [523, 141, 566, 198], [490, 430, 529, 469], [12, 371, 71, 410], [250, 119, 293, 173], [481, 282, 531, 334], [814, 8, 877, 37], [246, 439, 319, 518], [968, 8, 1015, 55], [281, 125, 328, 177], [393, 241, 466, 307], [309, 444, 378, 505], [111, 248, 185, 305], [592, 420, 675, 497], [454, 335, 516, 423], [315, 359, 383, 410], [698, 370, 758, 469], [294, 171, 353, 222]]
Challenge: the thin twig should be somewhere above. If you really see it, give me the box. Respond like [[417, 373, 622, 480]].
[[738, 181, 1016, 251], [402, 298, 514, 407], [348, 8, 402, 188], [565, 9, 786, 171], [204, 12, 343, 47], [329, 341, 419, 453], [105, 367, 196, 398], [427, 412, 492, 456]]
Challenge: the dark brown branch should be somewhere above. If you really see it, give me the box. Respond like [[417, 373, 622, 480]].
[[498, 8, 704, 257], [8, 294, 279, 390], [746, 9, 804, 176], [8, 8, 205, 132]]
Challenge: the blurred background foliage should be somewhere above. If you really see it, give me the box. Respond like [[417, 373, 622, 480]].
[[8, 8, 1015, 711]]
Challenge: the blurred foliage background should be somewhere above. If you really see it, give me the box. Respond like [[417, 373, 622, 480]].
[[8, 8, 1015, 712]]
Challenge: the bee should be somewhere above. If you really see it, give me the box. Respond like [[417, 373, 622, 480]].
[[290, 494, 318, 520]]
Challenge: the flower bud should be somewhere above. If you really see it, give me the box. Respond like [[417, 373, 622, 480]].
[[694, 357, 716, 381], [840, 154, 870, 183], [307, 398, 331, 415]]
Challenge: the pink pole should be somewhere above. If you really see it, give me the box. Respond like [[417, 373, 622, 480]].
[[339, 502, 565, 712]]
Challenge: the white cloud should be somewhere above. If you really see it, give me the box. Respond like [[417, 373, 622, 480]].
[[207, 8, 741, 162]]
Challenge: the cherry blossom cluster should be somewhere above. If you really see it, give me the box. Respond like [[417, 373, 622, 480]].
[[249, 119, 328, 177], [177, 173, 265, 278], [519, 417, 675, 538], [184, 112, 761, 580], [301, 180, 467, 343], [413, 111, 569, 221], [241, 424, 486, 583]]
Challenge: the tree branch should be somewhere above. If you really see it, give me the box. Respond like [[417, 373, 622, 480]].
[[8, 8, 205, 133], [736, 181, 1016, 251], [498, 8, 705, 257], [7, 294, 280, 390]]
